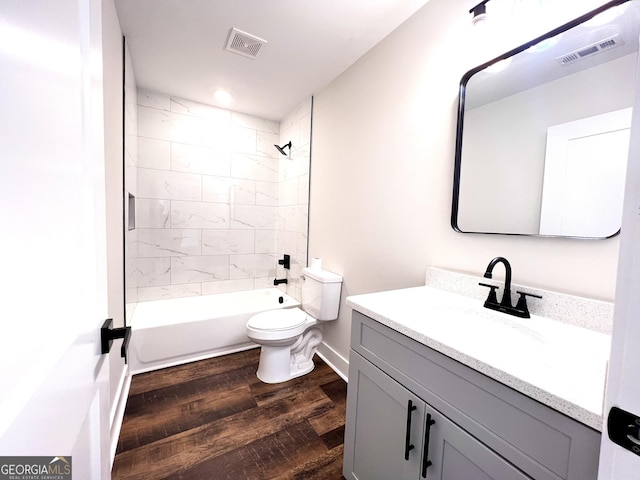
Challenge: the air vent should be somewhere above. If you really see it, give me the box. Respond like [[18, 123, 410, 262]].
[[556, 34, 624, 65], [225, 28, 267, 59]]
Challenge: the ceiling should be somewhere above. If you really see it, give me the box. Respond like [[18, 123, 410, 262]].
[[465, 1, 640, 109], [114, 0, 431, 121]]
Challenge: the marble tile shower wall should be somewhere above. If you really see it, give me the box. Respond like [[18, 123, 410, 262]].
[[276, 99, 312, 301], [134, 90, 310, 302], [124, 44, 138, 315]]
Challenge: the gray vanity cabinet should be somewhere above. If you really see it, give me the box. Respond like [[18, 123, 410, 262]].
[[345, 351, 533, 479], [343, 311, 601, 480]]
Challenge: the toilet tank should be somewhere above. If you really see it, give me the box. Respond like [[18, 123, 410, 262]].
[[301, 267, 343, 320]]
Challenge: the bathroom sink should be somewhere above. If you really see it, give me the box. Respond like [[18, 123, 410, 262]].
[[346, 285, 611, 429]]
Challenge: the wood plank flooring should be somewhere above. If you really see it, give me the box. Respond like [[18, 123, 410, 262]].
[[112, 348, 347, 480]]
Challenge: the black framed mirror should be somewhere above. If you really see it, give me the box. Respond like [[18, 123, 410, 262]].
[[452, 0, 639, 239]]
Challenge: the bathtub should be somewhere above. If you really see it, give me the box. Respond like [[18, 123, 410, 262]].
[[128, 288, 300, 374]]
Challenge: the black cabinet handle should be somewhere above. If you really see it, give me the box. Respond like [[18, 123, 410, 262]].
[[421, 413, 436, 478], [404, 400, 417, 460]]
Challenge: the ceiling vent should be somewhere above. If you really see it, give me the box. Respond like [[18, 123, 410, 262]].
[[225, 28, 267, 59], [556, 34, 624, 65]]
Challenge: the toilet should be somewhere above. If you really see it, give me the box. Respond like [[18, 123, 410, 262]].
[[246, 267, 343, 383]]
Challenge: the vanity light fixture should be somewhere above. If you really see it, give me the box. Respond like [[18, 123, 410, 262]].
[[469, 0, 491, 25]]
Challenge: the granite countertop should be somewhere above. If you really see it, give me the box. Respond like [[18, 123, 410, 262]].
[[346, 285, 611, 431]]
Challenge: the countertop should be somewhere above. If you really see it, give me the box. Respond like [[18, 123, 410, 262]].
[[346, 286, 611, 431]]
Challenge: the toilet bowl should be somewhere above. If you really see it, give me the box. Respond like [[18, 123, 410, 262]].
[[246, 266, 342, 383]]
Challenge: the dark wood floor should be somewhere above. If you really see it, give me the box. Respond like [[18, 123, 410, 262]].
[[112, 348, 347, 480]]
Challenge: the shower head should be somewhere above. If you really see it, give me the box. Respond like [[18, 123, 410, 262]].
[[274, 141, 292, 156]]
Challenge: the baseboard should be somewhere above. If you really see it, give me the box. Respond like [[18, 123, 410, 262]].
[[110, 365, 131, 468], [316, 342, 349, 382]]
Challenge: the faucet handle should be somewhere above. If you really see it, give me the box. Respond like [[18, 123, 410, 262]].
[[515, 291, 542, 318], [479, 282, 500, 306]]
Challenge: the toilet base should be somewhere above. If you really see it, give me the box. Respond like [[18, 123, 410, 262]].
[[256, 328, 322, 383], [290, 358, 315, 380], [256, 345, 292, 384], [256, 345, 317, 384]]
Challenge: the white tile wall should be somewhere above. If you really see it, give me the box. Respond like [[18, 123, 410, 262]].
[[202, 230, 255, 255], [138, 106, 202, 144], [137, 168, 201, 201], [130, 90, 312, 302], [137, 257, 171, 287], [277, 98, 313, 300], [231, 153, 279, 182], [170, 201, 229, 229], [137, 228, 202, 257], [171, 143, 231, 176], [171, 255, 230, 284], [138, 137, 170, 170], [136, 198, 170, 229], [124, 44, 138, 310]]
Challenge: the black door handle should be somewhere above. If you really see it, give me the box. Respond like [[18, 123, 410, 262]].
[[101, 318, 132, 363], [608, 406, 640, 456], [421, 413, 436, 478], [404, 400, 418, 460]]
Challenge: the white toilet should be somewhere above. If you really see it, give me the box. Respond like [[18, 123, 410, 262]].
[[246, 267, 343, 383]]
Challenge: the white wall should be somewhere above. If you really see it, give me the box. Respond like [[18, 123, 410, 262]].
[[310, 0, 622, 372]]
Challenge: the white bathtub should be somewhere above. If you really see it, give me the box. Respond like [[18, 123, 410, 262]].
[[128, 288, 300, 374]]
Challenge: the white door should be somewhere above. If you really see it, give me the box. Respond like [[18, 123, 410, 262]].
[[0, 0, 111, 478], [539, 109, 631, 238], [597, 36, 640, 480]]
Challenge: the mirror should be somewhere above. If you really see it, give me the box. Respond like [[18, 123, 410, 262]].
[[452, 0, 639, 238]]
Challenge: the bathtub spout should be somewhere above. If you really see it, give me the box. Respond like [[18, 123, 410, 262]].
[[274, 278, 288, 285]]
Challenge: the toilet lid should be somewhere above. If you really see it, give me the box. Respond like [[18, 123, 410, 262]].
[[248, 307, 308, 331]]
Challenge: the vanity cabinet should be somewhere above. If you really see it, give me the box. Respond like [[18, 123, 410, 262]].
[[343, 311, 601, 480], [346, 351, 533, 479]]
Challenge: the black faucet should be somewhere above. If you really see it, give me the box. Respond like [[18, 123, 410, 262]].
[[274, 278, 288, 285], [484, 256, 513, 308], [479, 257, 541, 318], [278, 254, 291, 270]]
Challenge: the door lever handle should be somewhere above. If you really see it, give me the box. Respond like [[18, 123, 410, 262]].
[[101, 318, 132, 363], [608, 406, 640, 456]]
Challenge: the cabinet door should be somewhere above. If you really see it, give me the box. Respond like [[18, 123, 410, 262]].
[[344, 352, 426, 480], [344, 351, 534, 480], [420, 405, 533, 480]]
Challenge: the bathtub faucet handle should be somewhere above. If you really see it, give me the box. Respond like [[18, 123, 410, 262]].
[[278, 254, 291, 269], [274, 278, 288, 285]]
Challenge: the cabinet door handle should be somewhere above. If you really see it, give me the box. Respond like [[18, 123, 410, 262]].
[[421, 413, 436, 478], [404, 400, 418, 460]]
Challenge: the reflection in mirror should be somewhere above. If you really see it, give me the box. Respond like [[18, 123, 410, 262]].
[[452, 0, 639, 238]]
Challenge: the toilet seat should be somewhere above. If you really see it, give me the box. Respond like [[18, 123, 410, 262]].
[[246, 307, 311, 342]]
